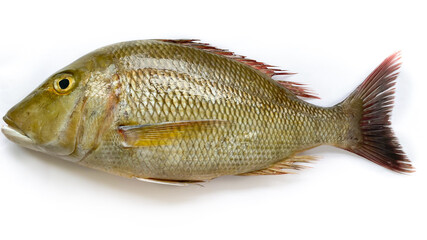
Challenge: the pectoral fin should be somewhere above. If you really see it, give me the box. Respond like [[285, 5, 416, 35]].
[[118, 120, 227, 147]]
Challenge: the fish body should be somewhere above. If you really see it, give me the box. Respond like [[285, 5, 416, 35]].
[[2, 40, 413, 184]]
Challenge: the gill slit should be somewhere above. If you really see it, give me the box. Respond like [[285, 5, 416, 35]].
[[78, 73, 122, 162], [71, 95, 89, 160]]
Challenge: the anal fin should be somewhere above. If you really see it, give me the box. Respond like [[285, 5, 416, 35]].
[[239, 155, 317, 176]]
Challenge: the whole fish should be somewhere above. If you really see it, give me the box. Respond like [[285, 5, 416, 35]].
[[1, 40, 413, 186]]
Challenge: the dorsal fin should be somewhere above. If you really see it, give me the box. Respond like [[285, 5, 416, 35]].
[[158, 39, 319, 99]]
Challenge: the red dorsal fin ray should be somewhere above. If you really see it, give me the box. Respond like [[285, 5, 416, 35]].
[[158, 39, 319, 99]]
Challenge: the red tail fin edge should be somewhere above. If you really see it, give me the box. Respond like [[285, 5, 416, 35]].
[[342, 52, 413, 173]]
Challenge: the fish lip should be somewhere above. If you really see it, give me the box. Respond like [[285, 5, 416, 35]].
[[2, 115, 28, 137], [2, 116, 40, 151], [2, 116, 75, 158]]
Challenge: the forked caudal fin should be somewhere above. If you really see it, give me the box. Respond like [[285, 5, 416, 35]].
[[339, 52, 413, 173]]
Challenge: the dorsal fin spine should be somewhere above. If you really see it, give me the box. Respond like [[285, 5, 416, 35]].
[[157, 39, 319, 99]]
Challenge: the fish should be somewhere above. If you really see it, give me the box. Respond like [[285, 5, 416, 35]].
[[1, 39, 413, 186]]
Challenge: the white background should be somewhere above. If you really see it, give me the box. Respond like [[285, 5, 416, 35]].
[[0, 0, 425, 239]]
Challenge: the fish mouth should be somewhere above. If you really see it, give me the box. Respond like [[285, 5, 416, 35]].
[[2, 116, 41, 152]]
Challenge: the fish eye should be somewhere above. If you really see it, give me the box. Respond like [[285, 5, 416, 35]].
[[53, 74, 75, 94], [59, 79, 70, 89]]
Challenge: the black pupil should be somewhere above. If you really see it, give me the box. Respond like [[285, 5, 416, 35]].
[[59, 79, 70, 89]]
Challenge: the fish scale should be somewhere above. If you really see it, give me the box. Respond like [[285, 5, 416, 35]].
[[75, 41, 342, 180]]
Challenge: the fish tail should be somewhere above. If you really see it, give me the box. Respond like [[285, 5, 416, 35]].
[[337, 52, 413, 173]]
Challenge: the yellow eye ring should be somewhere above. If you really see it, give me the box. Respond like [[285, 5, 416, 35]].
[[53, 74, 75, 94]]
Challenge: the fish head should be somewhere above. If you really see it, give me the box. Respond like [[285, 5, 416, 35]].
[[2, 69, 87, 158], [2, 48, 118, 161]]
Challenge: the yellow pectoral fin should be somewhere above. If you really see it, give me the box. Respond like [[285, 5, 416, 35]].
[[118, 120, 227, 147]]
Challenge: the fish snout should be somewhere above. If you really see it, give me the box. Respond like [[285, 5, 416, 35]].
[[2, 115, 41, 152]]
